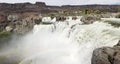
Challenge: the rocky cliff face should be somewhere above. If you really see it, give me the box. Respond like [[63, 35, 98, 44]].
[[0, 2, 120, 34], [0, 13, 42, 34], [0, 2, 120, 13], [61, 5, 120, 12], [0, 2, 57, 34], [0, 2, 57, 13]]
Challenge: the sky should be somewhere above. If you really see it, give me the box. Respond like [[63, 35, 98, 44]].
[[0, 0, 120, 5]]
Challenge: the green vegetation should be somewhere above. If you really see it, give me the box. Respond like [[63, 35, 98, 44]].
[[42, 9, 104, 17], [0, 31, 12, 45], [0, 31, 12, 42], [82, 9, 102, 14], [0, 31, 11, 38]]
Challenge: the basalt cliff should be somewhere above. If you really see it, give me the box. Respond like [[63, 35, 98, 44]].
[[0, 2, 120, 34]]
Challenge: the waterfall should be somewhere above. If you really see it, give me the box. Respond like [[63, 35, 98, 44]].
[[0, 17, 120, 64], [17, 17, 120, 64]]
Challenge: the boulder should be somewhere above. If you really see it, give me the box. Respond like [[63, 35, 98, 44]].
[[92, 40, 120, 64], [115, 14, 120, 18], [7, 15, 19, 21], [56, 16, 66, 21], [81, 15, 101, 24]]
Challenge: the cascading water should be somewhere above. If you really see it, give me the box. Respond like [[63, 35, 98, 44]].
[[0, 17, 120, 64], [17, 17, 120, 64]]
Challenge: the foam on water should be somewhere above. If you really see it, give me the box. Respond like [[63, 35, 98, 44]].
[[18, 18, 120, 64], [0, 17, 120, 64]]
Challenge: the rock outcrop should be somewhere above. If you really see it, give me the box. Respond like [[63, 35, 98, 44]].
[[0, 13, 42, 34], [91, 40, 120, 64], [115, 14, 120, 18], [80, 13, 119, 24], [0, 2, 120, 34], [81, 15, 101, 24], [0, 2, 57, 14], [0, 2, 120, 14]]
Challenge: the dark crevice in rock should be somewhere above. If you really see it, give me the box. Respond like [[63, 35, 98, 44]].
[[108, 55, 114, 64]]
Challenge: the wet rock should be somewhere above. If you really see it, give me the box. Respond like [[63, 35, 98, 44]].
[[91, 40, 120, 64], [13, 17, 35, 34], [92, 47, 114, 64], [56, 16, 66, 21], [115, 14, 120, 18], [81, 15, 101, 24], [0, 13, 42, 34], [34, 19, 42, 24], [7, 15, 19, 21], [5, 25, 13, 32], [81, 13, 116, 24], [99, 13, 113, 18]]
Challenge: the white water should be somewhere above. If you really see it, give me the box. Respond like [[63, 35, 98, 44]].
[[1, 17, 120, 64], [101, 18, 120, 24], [17, 17, 120, 64]]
